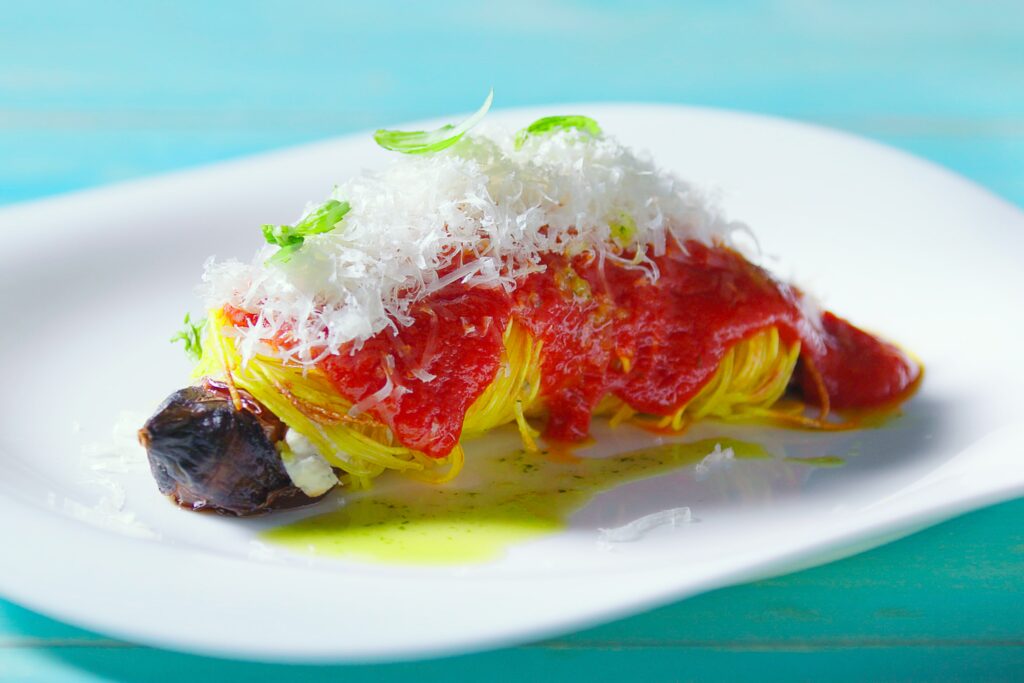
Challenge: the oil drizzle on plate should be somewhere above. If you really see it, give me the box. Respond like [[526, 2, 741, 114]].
[[784, 455, 846, 467], [263, 438, 769, 564]]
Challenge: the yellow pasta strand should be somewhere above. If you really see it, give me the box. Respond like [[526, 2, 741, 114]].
[[462, 318, 542, 439], [197, 310, 432, 487], [197, 309, 813, 487]]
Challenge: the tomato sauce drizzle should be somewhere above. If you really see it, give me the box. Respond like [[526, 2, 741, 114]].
[[245, 241, 919, 459]]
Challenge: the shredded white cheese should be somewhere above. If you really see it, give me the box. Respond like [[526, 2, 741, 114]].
[[203, 124, 741, 365], [69, 410, 158, 539], [598, 506, 693, 547], [61, 490, 158, 540], [81, 410, 150, 474], [694, 443, 736, 481]]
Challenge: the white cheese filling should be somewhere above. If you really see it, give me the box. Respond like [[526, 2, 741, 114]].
[[280, 430, 340, 497]]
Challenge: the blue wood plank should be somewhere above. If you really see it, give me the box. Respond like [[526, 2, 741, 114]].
[[2, 1, 1022, 118], [4, 645, 1024, 683]]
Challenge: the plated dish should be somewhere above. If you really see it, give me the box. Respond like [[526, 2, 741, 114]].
[[140, 95, 918, 516], [0, 104, 1021, 661]]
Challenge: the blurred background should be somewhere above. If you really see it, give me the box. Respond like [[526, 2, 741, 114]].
[[1, 2, 1022, 681], [2, 1, 1022, 206]]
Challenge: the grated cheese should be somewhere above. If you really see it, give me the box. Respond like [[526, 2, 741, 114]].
[[598, 506, 694, 548], [202, 124, 744, 365], [694, 443, 736, 481], [69, 410, 158, 539], [81, 410, 150, 474]]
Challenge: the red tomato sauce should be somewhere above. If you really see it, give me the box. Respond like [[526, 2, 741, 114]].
[[513, 242, 814, 440], [319, 287, 510, 458], [238, 241, 919, 459], [796, 311, 920, 410]]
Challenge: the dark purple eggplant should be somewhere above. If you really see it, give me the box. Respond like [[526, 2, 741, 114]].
[[138, 382, 323, 516]]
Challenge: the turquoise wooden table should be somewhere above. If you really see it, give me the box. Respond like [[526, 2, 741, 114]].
[[2, 2, 1022, 680]]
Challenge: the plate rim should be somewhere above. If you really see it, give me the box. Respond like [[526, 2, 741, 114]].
[[2, 102, 1023, 662]]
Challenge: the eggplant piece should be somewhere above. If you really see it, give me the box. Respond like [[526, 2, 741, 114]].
[[138, 382, 323, 516]]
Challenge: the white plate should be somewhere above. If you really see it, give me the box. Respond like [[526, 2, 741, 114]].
[[1, 104, 1022, 663]]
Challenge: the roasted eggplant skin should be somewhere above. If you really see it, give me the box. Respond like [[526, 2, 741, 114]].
[[138, 382, 320, 516]]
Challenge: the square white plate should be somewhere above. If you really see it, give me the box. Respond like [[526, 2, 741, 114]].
[[1, 104, 1022, 662]]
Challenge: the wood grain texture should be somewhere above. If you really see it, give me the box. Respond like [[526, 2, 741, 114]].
[[1, 1, 1021, 680]]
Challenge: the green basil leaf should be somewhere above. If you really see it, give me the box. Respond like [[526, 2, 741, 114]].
[[374, 89, 493, 154]]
